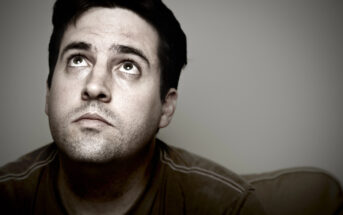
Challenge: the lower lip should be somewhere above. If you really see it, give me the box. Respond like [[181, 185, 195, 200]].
[[75, 119, 110, 127]]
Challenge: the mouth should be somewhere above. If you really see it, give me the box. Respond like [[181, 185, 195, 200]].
[[73, 113, 113, 127]]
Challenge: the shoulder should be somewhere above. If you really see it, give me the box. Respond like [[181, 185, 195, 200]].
[[0, 144, 58, 212], [156, 139, 266, 214], [0, 143, 58, 182], [157, 139, 250, 194]]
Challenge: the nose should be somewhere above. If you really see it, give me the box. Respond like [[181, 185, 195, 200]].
[[81, 65, 111, 103]]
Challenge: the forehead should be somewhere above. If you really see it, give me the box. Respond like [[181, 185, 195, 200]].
[[60, 7, 159, 61]]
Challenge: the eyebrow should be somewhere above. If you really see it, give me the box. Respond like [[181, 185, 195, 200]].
[[60, 41, 92, 60], [111, 44, 150, 67]]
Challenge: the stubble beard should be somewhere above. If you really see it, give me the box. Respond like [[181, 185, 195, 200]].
[[49, 114, 159, 164], [58, 127, 125, 163], [51, 119, 156, 164], [48, 100, 161, 164]]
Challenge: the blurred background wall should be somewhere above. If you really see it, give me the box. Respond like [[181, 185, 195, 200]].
[[0, 0, 342, 184]]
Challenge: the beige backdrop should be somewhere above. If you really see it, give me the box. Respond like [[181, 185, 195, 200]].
[[1, 0, 342, 184]]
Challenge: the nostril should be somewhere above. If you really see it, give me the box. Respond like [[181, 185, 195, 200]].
[[82, 91, 90, 100], [98, 93, 107, 99], [81, 89, 110, 102]]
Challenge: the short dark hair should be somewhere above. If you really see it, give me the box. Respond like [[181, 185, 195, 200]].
[[48, 0, 187, 100]]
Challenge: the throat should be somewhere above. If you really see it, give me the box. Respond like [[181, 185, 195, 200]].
[[56, 141, 157, 214]]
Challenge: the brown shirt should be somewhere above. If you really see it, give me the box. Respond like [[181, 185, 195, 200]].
[[0, 140, 266, 214]]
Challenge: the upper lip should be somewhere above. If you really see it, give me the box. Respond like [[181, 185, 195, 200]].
[[73, 113, 113, 126]]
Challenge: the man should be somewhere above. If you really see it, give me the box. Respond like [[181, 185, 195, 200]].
[[0, 0, 266, 214]]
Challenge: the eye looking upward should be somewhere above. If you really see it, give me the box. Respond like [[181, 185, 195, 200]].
[[119, 61, 140, 75], [68, 55, 88, 67]]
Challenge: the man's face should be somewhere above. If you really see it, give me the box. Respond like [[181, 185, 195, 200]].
[[46, 7, 175, 163]]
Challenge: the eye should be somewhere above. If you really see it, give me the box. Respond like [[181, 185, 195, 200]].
[[118, 61, 140, 75], [68, 55, 88, 67]]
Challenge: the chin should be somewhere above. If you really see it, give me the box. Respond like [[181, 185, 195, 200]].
[[56, 134, 125, 164]]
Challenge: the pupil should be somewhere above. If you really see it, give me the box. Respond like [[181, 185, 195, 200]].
[[73, 57, 82, 64], [124, 63, 132, 70]]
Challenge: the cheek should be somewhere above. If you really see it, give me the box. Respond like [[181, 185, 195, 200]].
[[117, 87, 162, 121], [48, 80, 79, 116]]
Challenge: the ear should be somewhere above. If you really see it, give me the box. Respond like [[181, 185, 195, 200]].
[[45, 84, 50, 115], [159, 88, 178, 128]]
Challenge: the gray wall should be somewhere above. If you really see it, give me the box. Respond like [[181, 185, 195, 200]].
[[1, 0, 342, 184]]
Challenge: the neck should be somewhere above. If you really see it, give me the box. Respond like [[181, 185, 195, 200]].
[[57, 139, 157, 214]]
